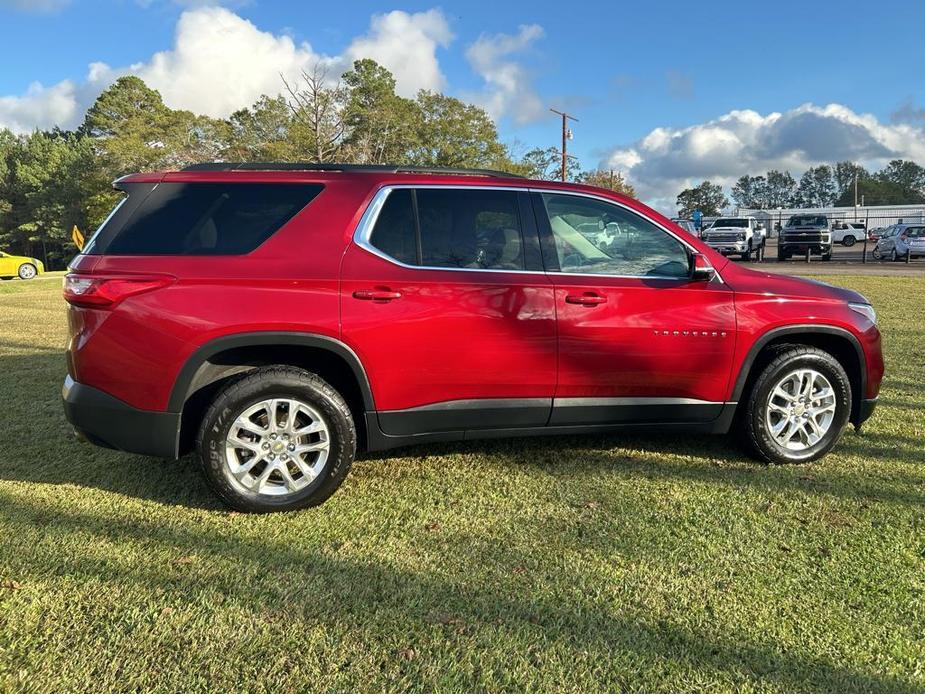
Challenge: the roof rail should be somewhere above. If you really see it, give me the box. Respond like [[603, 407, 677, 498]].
[[180, 162, 525, 178]]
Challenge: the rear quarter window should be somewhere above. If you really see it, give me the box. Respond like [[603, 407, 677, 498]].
[[91, 182, 323, 255]]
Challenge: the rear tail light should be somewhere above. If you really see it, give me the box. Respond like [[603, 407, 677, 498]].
[[63, 274, 174, 308], [900, 235, 908, 242]]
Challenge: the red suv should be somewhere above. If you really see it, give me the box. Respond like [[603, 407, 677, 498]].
[[62, 164, 883, 512]]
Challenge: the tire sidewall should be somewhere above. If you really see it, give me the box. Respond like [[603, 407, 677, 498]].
[[747, 351, 851, 464], [198, 369, 355, 512]]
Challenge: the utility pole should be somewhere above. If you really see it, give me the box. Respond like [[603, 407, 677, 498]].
[[854, 171, 859, 222], [550, 108, 578, 182]]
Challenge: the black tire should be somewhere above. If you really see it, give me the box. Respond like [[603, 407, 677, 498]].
[[890, 248, 898, 262], [741, 241, 752, 261], [17, 263, 37, 280], [739, 345, 851, 465], [842, 235, 856, 247], [821, 250, 832, 261], [196, 366, 356, 513], [777, 247, 787, 262]]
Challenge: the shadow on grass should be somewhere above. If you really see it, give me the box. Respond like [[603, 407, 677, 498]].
[[0, 351, 922, 511], [0, 489, 917, 692]]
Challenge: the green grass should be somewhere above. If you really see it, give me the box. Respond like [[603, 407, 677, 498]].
[[1, 276, 923, 693]]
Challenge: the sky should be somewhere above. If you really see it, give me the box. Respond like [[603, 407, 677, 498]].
[[0, 0, 923, 211]]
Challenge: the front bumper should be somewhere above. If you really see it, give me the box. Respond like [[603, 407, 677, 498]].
[[62, 375, 181, 459], [705, 240, 748, 254]]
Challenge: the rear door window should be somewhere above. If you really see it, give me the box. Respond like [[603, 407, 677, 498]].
[[366, 188, 526, 271], [92, 183, 323, 255]]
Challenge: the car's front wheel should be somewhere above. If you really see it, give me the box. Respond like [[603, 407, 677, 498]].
[[196, 366, 356, 512], [740, 345, 851, 464], [18, 263, 37, 280]]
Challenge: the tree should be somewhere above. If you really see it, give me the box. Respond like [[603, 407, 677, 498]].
[[577, 168, 636, 197], [731, 174, 768, 208], [226, 95, 297, 161], [517, 146, 580, 181], [834, 176, 925, 206], [877, 159, 925, 196], [676, 181, 728, 217], [341, 59, 418, 164], [82, 75, 228, 174], [764, 170, 797, 208], [794, 165, 837, 208], [834, 161, 867, 199], [410, 91, 507, 168], [282, 65, 348, 163]]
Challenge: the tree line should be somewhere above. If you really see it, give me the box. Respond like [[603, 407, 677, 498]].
[[676, 160, 925, 218], [0, 59, 634, 269]]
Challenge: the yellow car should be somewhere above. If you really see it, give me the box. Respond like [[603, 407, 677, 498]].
[[0, 251, 44, 280]]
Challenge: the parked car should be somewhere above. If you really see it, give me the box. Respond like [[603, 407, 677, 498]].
[[700, 217, 766, 260], [778, 214, 832, 261], [872, 224, 925, 261], [867, 227, 885, 242], [671, 218, 699, 237], [0, 251, 44, 280], [832, 222, 866, 247], [62, 164, 883, 512]]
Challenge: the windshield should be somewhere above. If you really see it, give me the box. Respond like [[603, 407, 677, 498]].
[[786, 215, 827, 227], [710, 218, 749, 228]]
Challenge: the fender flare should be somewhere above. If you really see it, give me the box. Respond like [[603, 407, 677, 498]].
[[730, 324, 866, 410], [168, 331, 375, 412]]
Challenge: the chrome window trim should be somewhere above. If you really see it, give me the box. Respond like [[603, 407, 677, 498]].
[[352, 184, 544, 276], [352, 183, 724, 283]]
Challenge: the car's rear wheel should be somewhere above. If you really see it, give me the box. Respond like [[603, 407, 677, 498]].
[[18, 263, 37, 280], [739, 345, 851, 464], [843, 235, 856, 247], [196, 366, 356, 512]]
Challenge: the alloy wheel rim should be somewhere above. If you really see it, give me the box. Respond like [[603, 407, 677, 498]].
[[765, 369, 837, 452], [20, 265, 35, 279], [224, 398, 330, 497]]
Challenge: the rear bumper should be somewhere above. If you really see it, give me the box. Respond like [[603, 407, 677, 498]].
[[62, 375, 181, 459]]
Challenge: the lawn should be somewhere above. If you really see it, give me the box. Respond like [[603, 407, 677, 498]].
[[0, 275, 923, 692]]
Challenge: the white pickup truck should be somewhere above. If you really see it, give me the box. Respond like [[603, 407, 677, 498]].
[[700, 216, 767, 260]]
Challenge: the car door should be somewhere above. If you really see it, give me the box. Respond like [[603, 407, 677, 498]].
[[340, 185, 558, 436], [0, 253, 12, 276], [532, 191, 737, 426]]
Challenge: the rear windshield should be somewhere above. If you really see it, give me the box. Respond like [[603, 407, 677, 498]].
[[89, 182, 323, 255]]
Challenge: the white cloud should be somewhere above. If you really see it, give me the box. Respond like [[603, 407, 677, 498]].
[[0, 6, 452, 133], [0, 80, 78, 133], [465, 24, 545, 125], [604, 103, 925, 213], [344, 9, 452, 97]]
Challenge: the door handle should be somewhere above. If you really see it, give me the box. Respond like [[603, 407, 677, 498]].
[[565, 292, 606, 306], [353, 288, 402, 301]]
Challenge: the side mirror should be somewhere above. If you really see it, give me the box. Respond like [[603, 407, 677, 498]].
[[690, 252, 716, 282]]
